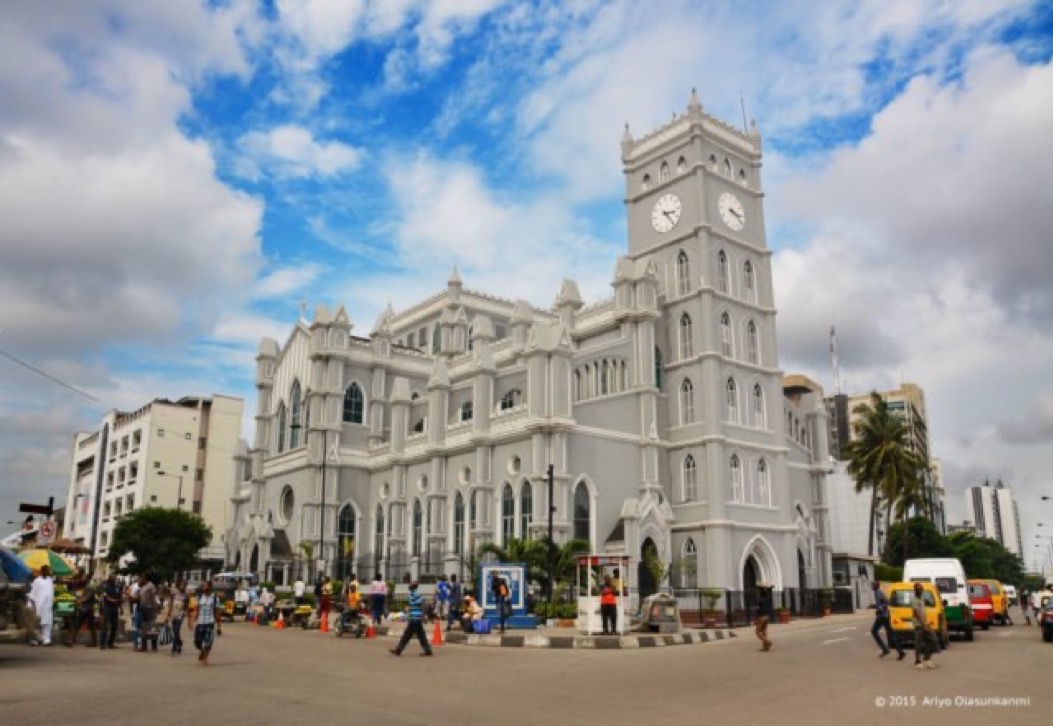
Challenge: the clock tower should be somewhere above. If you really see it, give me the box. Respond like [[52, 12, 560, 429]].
[[621, 89, 790, 590]]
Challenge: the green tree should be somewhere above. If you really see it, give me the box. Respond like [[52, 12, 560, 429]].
[[107, 507, 211, 578], [478, 537, 549, 587], [948, 532, 1025, 584], [845, 392, 926, 557], [881, 516, 953, 567]]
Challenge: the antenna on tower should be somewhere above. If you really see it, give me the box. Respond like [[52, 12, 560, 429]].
[[830, 325, 842, 395], [739, 91, 749, 133]]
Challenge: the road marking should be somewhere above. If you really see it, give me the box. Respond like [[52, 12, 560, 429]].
[[831, 627, 856, 633], [822, 637, 849, 645]]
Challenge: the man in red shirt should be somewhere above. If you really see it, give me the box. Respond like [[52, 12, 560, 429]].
[[600, 576, 618, 635]]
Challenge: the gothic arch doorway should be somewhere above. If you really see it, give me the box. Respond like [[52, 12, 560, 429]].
[[743, 555, 760, 591], [797, 549, 807, 589], [250, 544, 259, 573], [639, 537, 658, 599]]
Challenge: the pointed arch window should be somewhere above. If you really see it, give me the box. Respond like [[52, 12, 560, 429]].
[[337, 504, 356, 574], [432, 325, 441, 353], [289, 381, 302, 449], [747, 320, 759, 364], [679, 313, 693, 359], [641, 173, 651, 191], [743, 261, 755, 302], [520, 481, 533, 538], [720, 312, 733, 357], [276, 402, 287, 454], [726, 377, 739, 424], [717, 251, 729, 293], [467, 324, 474, 352], [412, 499, 423, 557], [729, 455, 742, 501], [453, 493, 465, 555], [680, 379, 695, 425], [460, 401, 474, 422], [654, 346, 664, 390], [374, 505, 385, 564], [600, 360, 610, 395], [752, 383, 766, 428], [660, 161, 670, 182], [573, 482, 590, 543], [676, 250, 690, 296], [683, 455, 697, 502], [757, 459, 770, 506], [343, 382, 365, 424], [723, 158, 732, 177], [502, 484, 515, 543], [677, 156, 687, 174]]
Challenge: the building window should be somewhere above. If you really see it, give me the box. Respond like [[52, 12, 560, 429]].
[[677, 156, 687, 174], [729, 455, 742, 501], [679, 313, 693, 359], [500, 389, 522, 411], [520, 481, 533, 538], [660, 161, 670, 182], [289, 381, 302, 449], [343, 383, 365, 424], [600, 360, 610, 395], [723, 158, 732, 177], [680, 379, 695, 424], [683, 455, 697, 502], [743, 261, 755, 301], [573, 482, 590, 544], [676, 250, 690, 295], [276, 403, 287, 453], [467, 324, 474, 352], [418, 328, 427, 348], [641, 174, 651, 191], [432, 326, 441, 354], [726, 378, 739, 423], [747, 320, 759, 364], [720, 312, 733, 357], [374, 505, 385, 564], [460, 401, 473, 422], [412, 499, 423, 557], [574, 369, 582, 400], [502, 484, 515, 543], [757, 459, 770, 506], [752, 384, 766, 428], [717, 251, 729, 293], [654, 346, 663, 390], [338, 505, 356, 569], [453, 493, 465, 555]]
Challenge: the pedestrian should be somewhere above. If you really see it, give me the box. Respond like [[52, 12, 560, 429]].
[[492, 575, 511, 634], [912, 582, 937, 670], [189, 580, 222, 666], [137, 574, 159, 652], [99, 572, 122, 649], [600, 576, 618, 635], [754, 592, 772, 652], [168, 580, 188, 655], [65, 577, 98, 648], [370, 573, 388, 626], [447, 574, 463, 631], [27, 565, 55, 646], [461, 593, 484, 633], [126, 576, 141, 650], [389, 581, 433, 657], [870, 581, 905, 660], [294, 576, 306, 606], [435, 574, 450, 625], [319, 576, 333, 628], [259, 584, 274, 624]]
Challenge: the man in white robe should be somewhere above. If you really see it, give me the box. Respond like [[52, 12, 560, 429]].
[[28, 565, 55, 646]]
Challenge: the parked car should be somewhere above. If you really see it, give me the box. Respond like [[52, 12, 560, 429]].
[[1041, 603, 1053, 643], [967, 581, 994, 631], [888, 581, 949, 649], [903, 558, 974, 641]]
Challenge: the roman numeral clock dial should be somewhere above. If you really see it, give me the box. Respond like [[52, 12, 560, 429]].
[[650, 193, 682, 233]]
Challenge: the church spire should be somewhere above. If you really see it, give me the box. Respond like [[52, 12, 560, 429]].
[[688, 87, 702, 114]]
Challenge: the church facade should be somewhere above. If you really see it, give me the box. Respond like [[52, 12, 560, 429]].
[[228, 91, 834, 596]]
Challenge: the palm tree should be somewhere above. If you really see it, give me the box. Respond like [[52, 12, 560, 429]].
[[479, 538, 589, 597], [845, 392, 926, 557], [298, 541, 314, 581]]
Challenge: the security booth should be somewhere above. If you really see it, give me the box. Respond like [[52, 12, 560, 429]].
[[575, 554, 632, 635]]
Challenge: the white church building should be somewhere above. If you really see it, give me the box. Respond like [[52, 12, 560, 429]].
[[228, 91, 834, 598]]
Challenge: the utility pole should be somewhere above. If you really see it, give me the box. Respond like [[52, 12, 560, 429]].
[[546, 464, 555, 604], [318, 428, 327, 580]]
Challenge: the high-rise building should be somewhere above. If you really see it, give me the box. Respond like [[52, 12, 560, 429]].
[[63, 395, 244, 572], [965, 479, 1023, 557]]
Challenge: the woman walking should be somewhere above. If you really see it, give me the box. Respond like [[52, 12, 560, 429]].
[[370, 573, 388, 626], [168, 580, 188, 655]]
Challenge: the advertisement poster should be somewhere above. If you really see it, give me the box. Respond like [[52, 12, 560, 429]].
[[478, 562, 527, 617]]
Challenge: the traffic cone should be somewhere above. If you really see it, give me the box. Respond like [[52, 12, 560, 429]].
[[366, 623, 375, 639], [320, 612, 328, 633], [431, 620, 443, 647], [276, 613, 286, 630]]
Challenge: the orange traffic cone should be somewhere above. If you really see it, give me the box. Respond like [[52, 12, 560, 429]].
[[320, 612, 329, 633], [431, 620, 443, 647], [366, 623, 376, 639], [276, 613, 286, 630]]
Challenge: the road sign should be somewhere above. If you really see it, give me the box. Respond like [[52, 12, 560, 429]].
[[38, 519, 57, 545], [19, 497, 54, 516]]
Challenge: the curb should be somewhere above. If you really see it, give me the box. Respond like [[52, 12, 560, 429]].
[[442, 629, 737, 649]]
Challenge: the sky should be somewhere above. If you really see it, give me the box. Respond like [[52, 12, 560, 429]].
[[1, 1, 1051, 568]]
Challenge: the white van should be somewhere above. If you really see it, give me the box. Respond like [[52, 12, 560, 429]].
[[1003, 584, 1018, 606], [902, 558, 975, 641]]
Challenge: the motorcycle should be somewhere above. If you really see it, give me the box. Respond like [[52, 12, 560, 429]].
[[334, 605, 368, 638]]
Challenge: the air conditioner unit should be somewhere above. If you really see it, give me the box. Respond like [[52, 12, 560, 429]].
[[833, 571, 848, 585]]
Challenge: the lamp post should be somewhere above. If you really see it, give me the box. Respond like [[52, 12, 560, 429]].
[[291, 423, 333, 580], [546, 463, 555, 605], [157, 471, 185, 511]]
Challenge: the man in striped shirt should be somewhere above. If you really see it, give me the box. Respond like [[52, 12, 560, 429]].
[[390, 582, 433, 657], [190, 580, 222, 666]]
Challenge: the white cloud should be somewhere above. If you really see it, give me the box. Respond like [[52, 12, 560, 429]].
[[275, 0, 366, 62], [252, 264, 324, 300], [237, 125, 363, 180]]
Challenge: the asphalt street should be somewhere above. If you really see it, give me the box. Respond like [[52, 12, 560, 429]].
[[1, 611, 1046, 726]]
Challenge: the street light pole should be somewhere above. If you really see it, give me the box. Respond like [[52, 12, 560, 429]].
[[546, 463, 555, 605], [319, 428, 328, 580]]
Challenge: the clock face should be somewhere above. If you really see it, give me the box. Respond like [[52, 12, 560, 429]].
[[718, 192, 745, 231], [651, 193, 682, 233]]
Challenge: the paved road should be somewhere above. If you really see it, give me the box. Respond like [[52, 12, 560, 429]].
[[1, 614, 1046, 725]]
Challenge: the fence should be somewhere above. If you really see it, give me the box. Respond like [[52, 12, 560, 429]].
[[673, 587, 853, 628]]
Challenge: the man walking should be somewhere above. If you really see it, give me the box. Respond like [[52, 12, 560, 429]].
[[190, 580, 222, 666], [871, 581, 904, 660], [435, 574, 450, 625], [137, 574, 158, 652], [293, 576, 306, 607], [28, 565, 55, 646], [447, 574, 463, 631], [754, 592, 771, 652], [168, 580, 188, 655], [389, 582, 432, 657], [65, 577, 97, 647], [912, 582, 937, 670], [493, 576, 511, 634], [99, 572, 122, 649]]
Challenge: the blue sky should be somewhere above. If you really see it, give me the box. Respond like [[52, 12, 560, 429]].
[[2, 0, 1052, 567]]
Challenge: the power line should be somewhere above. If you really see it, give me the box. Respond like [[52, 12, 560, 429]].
[[0, 347, 101, 403]]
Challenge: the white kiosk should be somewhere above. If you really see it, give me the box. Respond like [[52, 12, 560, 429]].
[[575, 554, 632, 635]]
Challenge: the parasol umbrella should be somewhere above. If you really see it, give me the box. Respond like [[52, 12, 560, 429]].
[[18, 548, 77, 577], [48, 538, 92, 555], [1, 546, 33, 582]]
